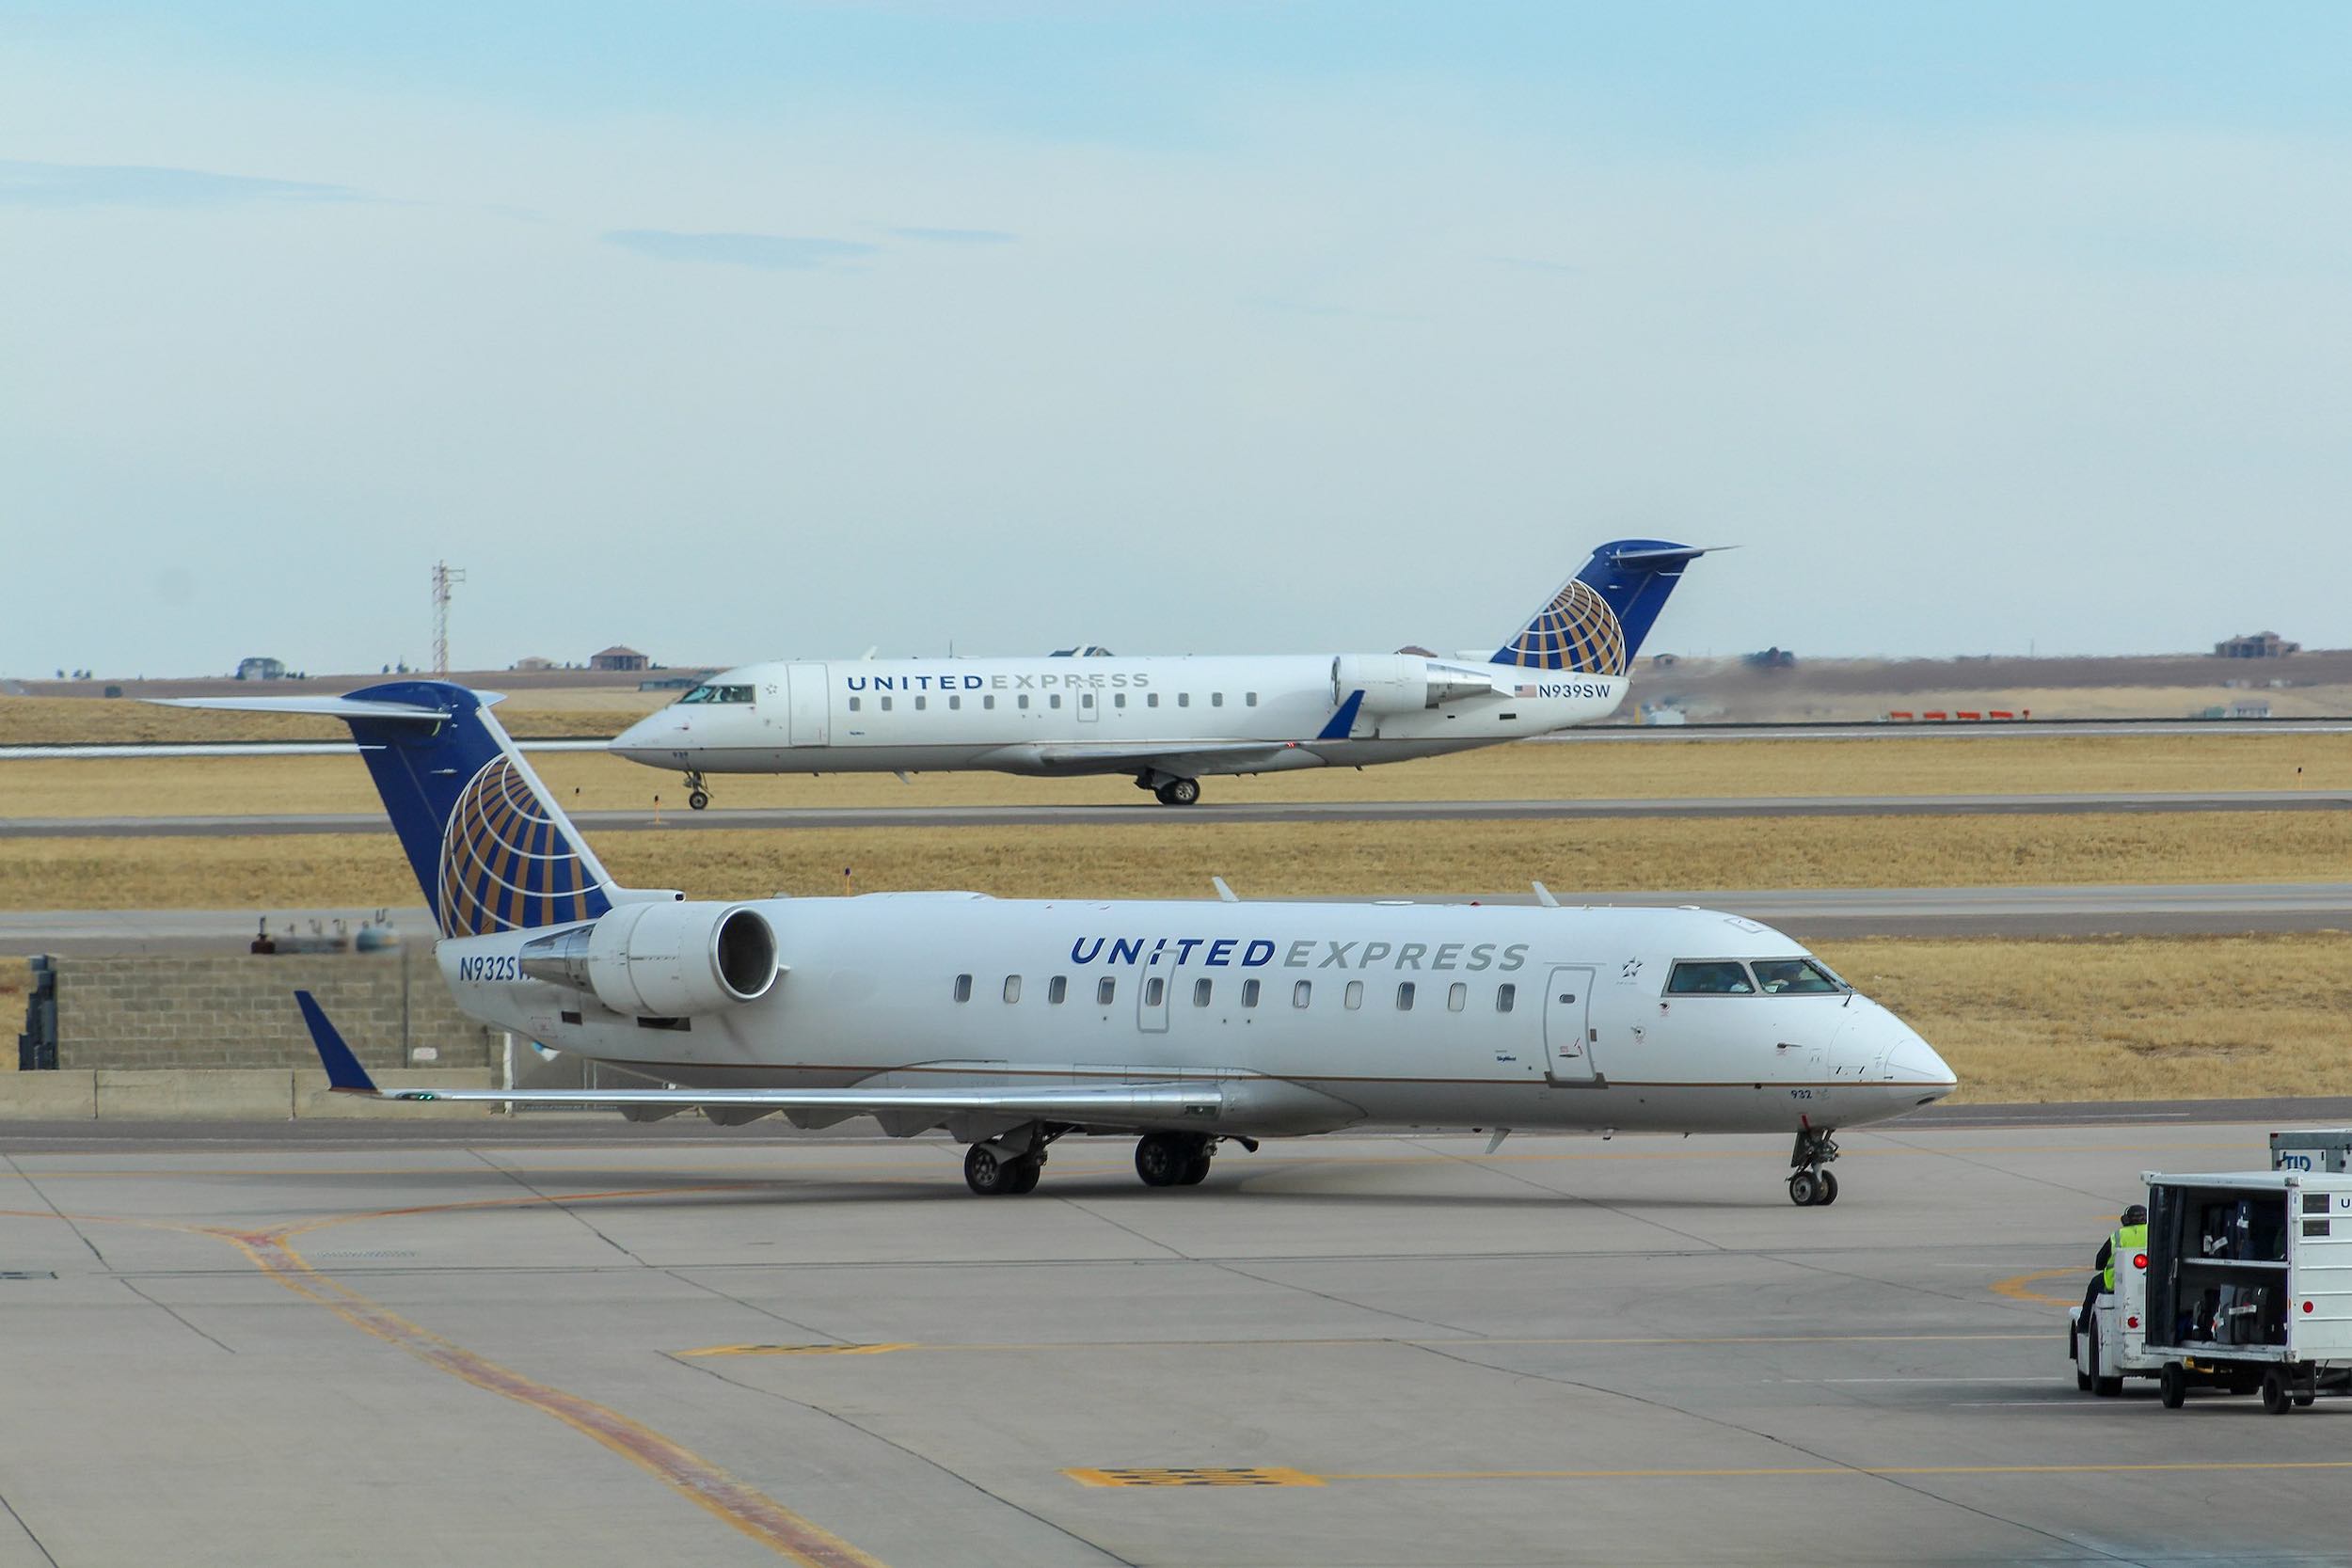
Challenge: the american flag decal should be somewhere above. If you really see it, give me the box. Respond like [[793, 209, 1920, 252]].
[[1516, 685, 1538, 698]]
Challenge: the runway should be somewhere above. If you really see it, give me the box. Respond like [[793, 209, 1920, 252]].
[[7, 882, 2347, 956], [1, 1118, 2342, 1567], [7, 787, 2347, 840]]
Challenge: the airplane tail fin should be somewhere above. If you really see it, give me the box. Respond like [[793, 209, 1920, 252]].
[[1492, 539, 1720, 673], [151, 681, 620, 938]]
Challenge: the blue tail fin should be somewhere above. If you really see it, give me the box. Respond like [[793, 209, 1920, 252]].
[[159, 680, 619, 938], [1492, 538, 1715, 673], [341, 681, 618, 937]]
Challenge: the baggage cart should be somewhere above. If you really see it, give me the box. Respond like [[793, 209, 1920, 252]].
[[2271, 1130, 2352, 1175], [2137, 1171, 2352, 1413]]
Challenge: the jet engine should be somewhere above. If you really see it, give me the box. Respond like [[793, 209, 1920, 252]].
[[518, 901, 780, 1017], [1332, 655, 1496, 714]]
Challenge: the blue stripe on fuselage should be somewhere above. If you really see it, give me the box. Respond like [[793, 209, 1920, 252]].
[[1316, 689, 1366, 741]]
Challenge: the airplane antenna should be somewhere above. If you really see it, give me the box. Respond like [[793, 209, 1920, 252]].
[[1212, 877, 1238, 903], [431, 561, 467, 675], [1531, 881, 1560, 909]]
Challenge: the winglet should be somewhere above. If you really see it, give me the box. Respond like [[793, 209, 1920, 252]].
[[294, 990, 380, 1095]]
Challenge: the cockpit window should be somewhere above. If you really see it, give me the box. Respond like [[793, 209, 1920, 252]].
[[678, 684, 754, 705], [1753, 958, 1846, 995], [1665, 960, 1755, 995]]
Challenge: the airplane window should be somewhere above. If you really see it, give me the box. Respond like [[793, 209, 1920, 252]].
[[847, 697, 862, 713], [1754, 958, 1845, 994], [880, 696, 893, 712], [1178, 693, 1191, 707], [1343, 980, 1363, 1010], [1050, 694, 1062, 709], [953, 974, 972, 1003], [1002, 975, 1022, 1003], [678, 685, 754, 704], [1115, 693, 1127, 709], [1242, 978, 1260, 1008], [1247, 692, 1259, 706], [1496, 984, 1515, 1013], [1047, 976, 1067, 1005], [949, 695, 961, 710], [1144, 976, 1165, 1006], [1396, 981, 1415, 1011], [1081, 693, 1095, 709], [1448, 982, 1467, 1012], [1018, 695, 1031, 710], [1097, 976, 1117, 1005], [1148, 693, 1160, 707], [1293, 980, 1311, 1007], [914, 696, 927, 711], [984, 695, 996, 710], [1211, 692, 1224, 707], [1193, 978, 1213, 1006], [1666, 961, 1756, 995]]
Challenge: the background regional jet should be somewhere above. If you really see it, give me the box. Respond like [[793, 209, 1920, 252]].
[[612, 538, 1715, 807], [182, 678, 1956, 1206]]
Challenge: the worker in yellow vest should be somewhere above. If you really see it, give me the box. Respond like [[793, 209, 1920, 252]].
[[2082, 1203, 2150, 1322]]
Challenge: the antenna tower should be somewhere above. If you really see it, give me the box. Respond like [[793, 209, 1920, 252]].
[[431, 561, 468, 675]]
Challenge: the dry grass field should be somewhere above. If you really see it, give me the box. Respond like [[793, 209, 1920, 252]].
[[1816, 934, 2352, 1102], [5, 811, 2344, 911], [8, 730, 2351, 819], [0, 693, 652, 746], [0, 957, 26, 1072]]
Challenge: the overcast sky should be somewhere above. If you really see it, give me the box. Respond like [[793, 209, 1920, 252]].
[[5, 3, 2348, 677]]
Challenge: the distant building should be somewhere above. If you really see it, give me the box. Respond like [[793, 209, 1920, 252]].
[[1650, 652, 1681, 669], [2215, 631, 2298, 659], [1741, 647, 1797, 670], [235, 656, 287, 681], [589, 645, 649, 673], [511, 656, 555, 672]]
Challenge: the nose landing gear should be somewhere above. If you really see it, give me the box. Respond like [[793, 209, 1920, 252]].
[[1788, 1126, 1841, 1206], [683, 770, 711, 812]]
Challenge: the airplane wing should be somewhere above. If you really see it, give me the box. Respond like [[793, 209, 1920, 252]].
[[296, 991, 1222, 1123], [977, 740, 1330, 778]]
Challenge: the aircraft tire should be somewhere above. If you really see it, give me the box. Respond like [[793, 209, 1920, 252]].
[[1816, 1170, 1839, 1206], [1135, 1132, 1191, 1187], [1156, 778, 1201, 807], [964, 1143, 1014, 1196], [1178, 1153, 1213, 1186], [1005, 1157, 1042, 1196], [1787, 1171, 1820, 1207], [688, 790, 710, 812]]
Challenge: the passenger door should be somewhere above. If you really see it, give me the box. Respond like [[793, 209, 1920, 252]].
[[786, 663, 829, 747], [1542, 965, 1598, 1083], [1137, 948, 1173, 1035]]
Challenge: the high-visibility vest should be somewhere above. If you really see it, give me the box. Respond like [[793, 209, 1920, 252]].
[[2105, 1222, 2148, 1291]]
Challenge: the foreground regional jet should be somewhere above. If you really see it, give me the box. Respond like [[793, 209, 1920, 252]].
[[171, 680, 1956, 1204], [612, 538, 1714, 807]]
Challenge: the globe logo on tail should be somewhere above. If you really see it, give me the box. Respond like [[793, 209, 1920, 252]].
[[436, 756, 607, 938], [1501, 579, 1629, 674]]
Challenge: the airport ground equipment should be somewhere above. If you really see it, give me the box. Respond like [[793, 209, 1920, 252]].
[[2106, 1171, 2352, 1413], [2069, 1222, 2162, 1396], [2272, 1131, 2352, 1175]]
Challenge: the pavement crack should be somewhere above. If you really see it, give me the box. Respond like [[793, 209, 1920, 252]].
[[0, 1155, 106, 1265], [0, 1483, 59, 1568], [671, 1355, 1138, 1567], [465, 1148, 644, 1261], [117, 1276, 236, 1353]]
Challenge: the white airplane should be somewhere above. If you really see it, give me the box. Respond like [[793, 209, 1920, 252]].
[[611, 538, 1715, 807], [184, 679, 1958, 1205]]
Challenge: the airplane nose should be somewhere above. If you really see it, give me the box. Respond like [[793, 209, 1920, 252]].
[[1882, 1032, 1957, 1098], [610, 715, 673, 760]]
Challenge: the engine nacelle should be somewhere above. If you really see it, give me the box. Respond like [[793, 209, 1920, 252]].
[[519, 901, 779, 1017], [1333, 655, 1495, 714]]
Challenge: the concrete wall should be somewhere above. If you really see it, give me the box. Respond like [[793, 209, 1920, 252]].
[[53, 950, 499, 1072]]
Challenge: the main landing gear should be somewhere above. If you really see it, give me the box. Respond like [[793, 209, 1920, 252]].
[[1135, 1131, 1216, 1187], [1787, 1126, 1841, 1207], [1135, 771, 1201, 807], [683, 770, 711, 812], [963, 1141, 1043, 1196]]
